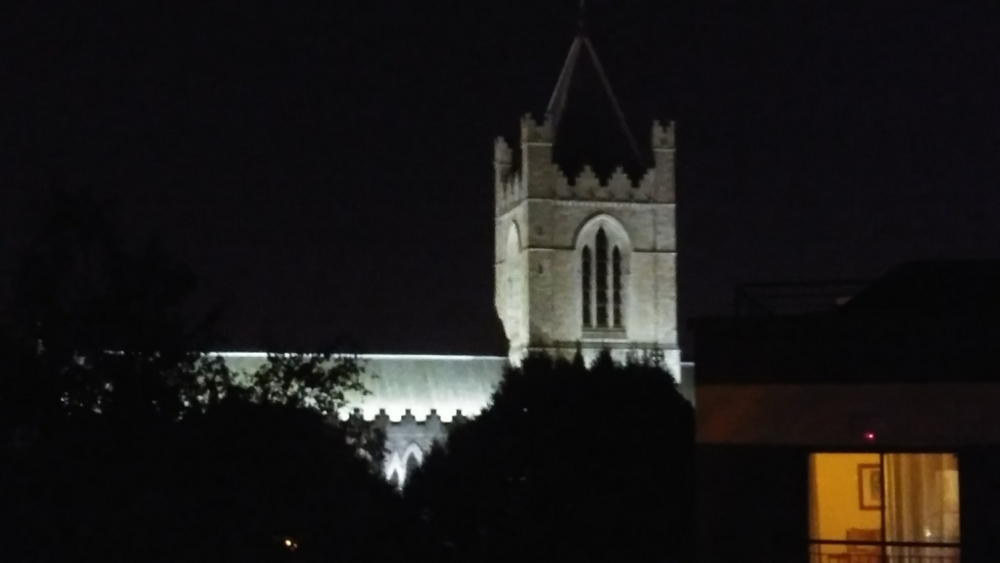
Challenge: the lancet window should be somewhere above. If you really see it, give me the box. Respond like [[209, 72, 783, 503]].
[[581, 226, 625, 329]]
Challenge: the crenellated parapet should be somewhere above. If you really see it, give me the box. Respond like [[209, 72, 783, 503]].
[[651, 120, 676, 203], [519, 113, 554, 144], [494, 135, 525, 213], [553, 164, 659, 202], [495, 118, 677, 211], [345, 406, 472, 427], [384, 408, 468, 433], [495, 169, 526, 214], [495, 135, 512, 165], [652, 119, 676, 151]]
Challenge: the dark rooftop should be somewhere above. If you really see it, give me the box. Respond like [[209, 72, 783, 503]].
[[691, 260, 1000, 385]]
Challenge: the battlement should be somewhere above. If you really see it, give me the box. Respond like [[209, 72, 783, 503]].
[[494, 136, 512, 165], [495, 167, 526, 214], [344, 407, 469, 427], [652, 119, 676, 151], [555, 164, 658, 201], [520, 113, 554, 144], [495, 161, 664, 213], [495, 117, 676, 214]]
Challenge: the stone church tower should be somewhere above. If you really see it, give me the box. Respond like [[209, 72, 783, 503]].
[[493, 30, 679, 378]]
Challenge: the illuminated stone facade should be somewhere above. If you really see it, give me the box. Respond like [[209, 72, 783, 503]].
[[494, 116, 680, 378], [214, 44, 684, 485], [219, 116, 682, 487], [221, 351, 691, 486], [220, 352, 506, 485]]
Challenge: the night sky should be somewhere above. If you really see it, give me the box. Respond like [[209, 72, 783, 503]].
[[3, 1, 999, 356]]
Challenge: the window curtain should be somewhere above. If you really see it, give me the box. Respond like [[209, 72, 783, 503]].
[[884, 453, 960, 560]]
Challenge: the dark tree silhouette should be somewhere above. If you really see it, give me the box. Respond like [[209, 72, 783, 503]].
[[0, 190, 373, 438], [1, 399, 410, 562], [0, 190, 406, 561], [405, 351, 696, 563], [0, 190, 220, 439]]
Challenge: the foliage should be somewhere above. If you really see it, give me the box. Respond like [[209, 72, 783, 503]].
[[0, 190, 219, 432], [0, 189, 403, 561], [222, 352, 368, 412], [0, 190, 378, 450], [191, 351, 383, 462], [404, 350, 696, 563]]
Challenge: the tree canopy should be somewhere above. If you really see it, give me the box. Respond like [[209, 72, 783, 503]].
[[0, 190, 404, 561], [405, 351, 696, 563]]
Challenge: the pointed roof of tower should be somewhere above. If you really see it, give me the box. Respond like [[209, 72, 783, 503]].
[[543, 2, 647, 174]]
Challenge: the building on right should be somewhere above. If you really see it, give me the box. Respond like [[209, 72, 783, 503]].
[[691, 260, 1000, 563]]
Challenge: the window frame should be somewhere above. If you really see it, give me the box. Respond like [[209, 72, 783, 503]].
[[808, 448, 962, 562], [575, 215, 631, 336]]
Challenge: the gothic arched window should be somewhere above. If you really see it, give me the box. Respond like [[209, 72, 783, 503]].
[[582, 246, 592, 326], [580, 219, 628, 331]]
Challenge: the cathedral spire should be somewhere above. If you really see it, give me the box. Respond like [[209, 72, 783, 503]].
[[544, 2, 646, 168]]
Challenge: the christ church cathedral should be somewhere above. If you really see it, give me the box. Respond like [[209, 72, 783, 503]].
[[223, 28, 692, 486]]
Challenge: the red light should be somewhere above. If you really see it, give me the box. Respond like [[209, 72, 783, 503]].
[[864, 432, 875, 441]]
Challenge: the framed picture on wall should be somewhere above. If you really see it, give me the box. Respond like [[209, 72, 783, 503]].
[[858, 463, 882, 510]]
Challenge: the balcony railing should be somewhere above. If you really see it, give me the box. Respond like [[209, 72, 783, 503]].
[[809, 541, 960, 563]]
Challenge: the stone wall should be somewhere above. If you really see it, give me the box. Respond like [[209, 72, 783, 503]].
[[219, 352, 507, 487], [494, 116, 679, 373]]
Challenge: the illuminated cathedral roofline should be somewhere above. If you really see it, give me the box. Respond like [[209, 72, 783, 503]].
[[211, 351, 505, 362], [217, 352, 507, 424], [212, 352, 692, 423], [494, 20, 677, 213], [492, 4, 679, 212], [494, 117, 676, 214]]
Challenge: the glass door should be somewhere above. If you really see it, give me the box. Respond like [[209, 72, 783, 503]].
[[809, 452, 960, 563]]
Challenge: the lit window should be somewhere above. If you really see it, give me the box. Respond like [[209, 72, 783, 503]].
[[809, 453, 960, 562]]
